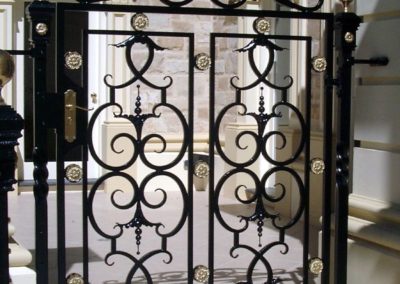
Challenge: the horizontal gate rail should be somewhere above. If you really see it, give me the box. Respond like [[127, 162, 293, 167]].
[[57, 2, 333, 20]]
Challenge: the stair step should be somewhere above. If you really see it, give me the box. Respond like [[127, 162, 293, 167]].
[[348, 215, 400, 252], [349, 194, 400, 225]]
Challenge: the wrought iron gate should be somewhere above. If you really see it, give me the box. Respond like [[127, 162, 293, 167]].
[[1, 0, 366, 283]]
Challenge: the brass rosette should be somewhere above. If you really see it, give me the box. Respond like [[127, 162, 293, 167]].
[[131, 13, 149, 31], [310, 158, 325, 175], [193, 265, 210, 283], [253, 17, 271, 34], [66, 273, 84, 284], [195, 53, 211, 71], [194, 160, 209, 179], [36, 23, 48, 36], [344, 32, 354, 43], [65, 164, 83, 183], [65, 51, 83, 70], [309, 257, 324, 275], [311, 56, 327, 73]]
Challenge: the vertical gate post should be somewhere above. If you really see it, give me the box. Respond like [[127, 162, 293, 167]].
[[0, 50, 24, 284], [26, 1, 54, 283], [334, 5, 361, 284]]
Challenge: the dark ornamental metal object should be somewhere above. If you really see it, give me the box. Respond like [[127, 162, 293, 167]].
[[131, 13, 149, 31], [18, 1, 351, 283], [193, 265, 210, 283], [195, 53, 211, 71], [65, 51, 83, 70], [65, 164, 83, 183], [74, 0, 324, 12], [312, 56, 327, 72]]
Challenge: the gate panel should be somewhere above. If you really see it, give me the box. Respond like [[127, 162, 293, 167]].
[[56, 5, 195, 282], [84, 30, 194, 283], [23, 1, 339, 284], [210, 33, 313, 283]]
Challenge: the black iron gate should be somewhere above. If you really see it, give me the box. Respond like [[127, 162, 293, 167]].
[[1, 0, 366, 283]]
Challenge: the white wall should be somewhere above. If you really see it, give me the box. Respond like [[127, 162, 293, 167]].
[[353, 0, 400, 205], [347, 0, 400, 283]]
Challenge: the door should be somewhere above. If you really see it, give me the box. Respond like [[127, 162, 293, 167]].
[[26, 1, 335, 283]]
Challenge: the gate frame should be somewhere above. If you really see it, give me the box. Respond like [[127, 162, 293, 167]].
[[0, 1, 363, 283]]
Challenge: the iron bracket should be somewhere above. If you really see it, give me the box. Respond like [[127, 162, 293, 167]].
[[351, 56, 389, 66]]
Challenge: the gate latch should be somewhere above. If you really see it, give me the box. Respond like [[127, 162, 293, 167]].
[[64, 89, 92, 143]]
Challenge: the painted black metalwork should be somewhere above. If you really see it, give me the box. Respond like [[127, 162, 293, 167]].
[[210, 33, 312, 283], [322, 14, 335, 284], [14, 1, 361, 284], [83, 29, 194, 283], [333, 11, 361, 284], [352, 56, 389, 66], [0, 96, 24, 284], [75, 0, 325, 12], [26, 2, 54, 284]]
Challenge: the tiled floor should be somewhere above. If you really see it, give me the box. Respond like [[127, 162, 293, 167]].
[[9, 189, 320, 284]]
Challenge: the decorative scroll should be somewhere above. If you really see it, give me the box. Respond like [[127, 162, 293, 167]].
[[75, 0, 324, 12], [213, 35, 307, 283], [275, 0, 324, 13], [87, 33, 189, 283]]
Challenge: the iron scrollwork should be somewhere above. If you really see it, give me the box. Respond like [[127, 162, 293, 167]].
[[161, 0, 324, 11], [213, 34, 307, 283], [75, 0, 325, 12], [87, 31, 189, 282]]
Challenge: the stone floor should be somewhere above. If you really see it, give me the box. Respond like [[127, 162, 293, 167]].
[[8, 189, 320, 284]]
